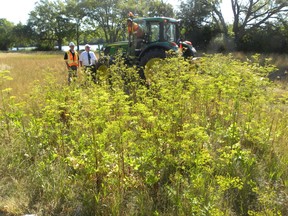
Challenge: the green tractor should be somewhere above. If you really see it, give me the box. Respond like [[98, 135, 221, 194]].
[[96, 16, 197, 82]]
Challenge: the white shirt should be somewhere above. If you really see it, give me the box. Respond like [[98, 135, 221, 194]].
[[79, 50, 97, 66]]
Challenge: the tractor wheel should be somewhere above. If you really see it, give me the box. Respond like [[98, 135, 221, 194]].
[[139, 49, 166, 83]]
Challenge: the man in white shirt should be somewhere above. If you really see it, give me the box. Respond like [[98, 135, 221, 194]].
[[79, 44, 97, 83]]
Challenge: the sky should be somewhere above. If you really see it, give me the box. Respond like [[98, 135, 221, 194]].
[[0, 0, 38, 24], [0, 0, 233, 25]]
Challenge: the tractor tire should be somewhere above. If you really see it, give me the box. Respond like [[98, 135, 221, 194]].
[[139, 49, 166, 82], [183, 48, 194, 58], [95, 58, 111, 84]]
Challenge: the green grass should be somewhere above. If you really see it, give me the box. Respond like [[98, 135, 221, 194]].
[[0, 53, 288, 215]]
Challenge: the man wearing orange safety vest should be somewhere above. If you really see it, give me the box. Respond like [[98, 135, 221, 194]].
[[127, 12, 145, 54], [127, 19, 144, 38], [64, 42, 79, 85]]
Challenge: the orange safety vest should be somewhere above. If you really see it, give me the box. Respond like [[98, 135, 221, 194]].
[[66, 50, 79, 67], [128, 22, 139, 34], [128, 22, 144, 39]]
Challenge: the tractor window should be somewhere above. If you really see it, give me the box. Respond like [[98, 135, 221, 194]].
[[149, 22, 160, 42], [133, 20, 146, 38], [164, 22, 176, 42]]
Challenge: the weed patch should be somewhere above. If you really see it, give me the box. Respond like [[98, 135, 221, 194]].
[[0, 54, 287, 215]]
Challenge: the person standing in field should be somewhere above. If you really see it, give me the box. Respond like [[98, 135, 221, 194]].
[[64, 42, 79, 84], [79, 44, 97, 83]]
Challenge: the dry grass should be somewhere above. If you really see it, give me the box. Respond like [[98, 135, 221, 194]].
[[232, 52, 288, 78], [0, 52, 68, 97]]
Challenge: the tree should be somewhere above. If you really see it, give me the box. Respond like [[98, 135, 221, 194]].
[[119, 0, 174, 18], [147, 0, 174, 17], [0, 19, 14, 51], [231, 0, 288, 49], [28, 0, 73, 50], [278, 12, 288, 53], [64, 0, 87, 50], [177, 0, 221, 49], [178, 0, 288, 51], [82, 0, 127, 43], [11, 23, 35, 49]]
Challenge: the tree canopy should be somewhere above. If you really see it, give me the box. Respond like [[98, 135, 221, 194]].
[[0, 0, 287, 53], [0, 19, 14, 50], [177, 0, 288, 52], [231, 0, 288, 47]]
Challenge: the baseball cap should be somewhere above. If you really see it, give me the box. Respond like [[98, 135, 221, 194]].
[[85, 44, 91, 48], [69, 42, 75, 46]]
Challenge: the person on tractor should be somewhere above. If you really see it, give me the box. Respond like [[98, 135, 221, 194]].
[[127, 18, 145, 57], [127, 18, 144, 38]]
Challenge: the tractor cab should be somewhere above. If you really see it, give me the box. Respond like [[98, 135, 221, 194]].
[[127, 17, 182, 60]]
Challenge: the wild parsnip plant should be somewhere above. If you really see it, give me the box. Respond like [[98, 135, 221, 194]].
[[0, 53, 288, 216]]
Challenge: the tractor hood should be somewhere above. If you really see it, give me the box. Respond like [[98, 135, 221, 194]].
[[102, 41, 129, 55]]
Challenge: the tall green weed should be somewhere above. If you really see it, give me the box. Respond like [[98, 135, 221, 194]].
[[0, 54, 287, 215]]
